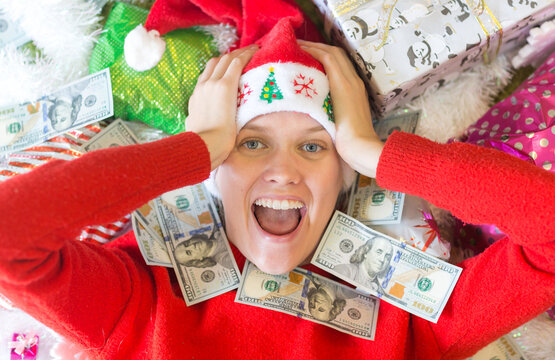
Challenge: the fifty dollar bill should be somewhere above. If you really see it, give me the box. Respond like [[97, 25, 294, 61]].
[[0, 68, 113, 156], [236, 260, 380, 340], [347, 111, 420, 225], [311, 211, 462, 323], [155, 184, 241, 306]]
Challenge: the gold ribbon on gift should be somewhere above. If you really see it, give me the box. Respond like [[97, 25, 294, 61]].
[[330, 0, 504, 63], [464, 0, 503, 64]]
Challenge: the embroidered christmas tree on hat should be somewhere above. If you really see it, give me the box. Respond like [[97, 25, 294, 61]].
[[236, 19, 336, 140], [260, 67, 283, 104]]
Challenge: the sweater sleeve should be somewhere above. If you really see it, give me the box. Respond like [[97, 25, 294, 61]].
[[376, 131, 555, 359], [0, 131, 211, 349]]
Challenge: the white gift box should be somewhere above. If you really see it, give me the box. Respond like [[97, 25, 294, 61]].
[[311, 0, 555, 116]]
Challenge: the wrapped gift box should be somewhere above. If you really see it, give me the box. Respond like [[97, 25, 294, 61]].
[[311, 0, 555, 116]]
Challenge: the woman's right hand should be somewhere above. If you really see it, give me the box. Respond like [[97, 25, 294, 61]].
[[298, 40, 384, 178], [186, 45, 258, 171]]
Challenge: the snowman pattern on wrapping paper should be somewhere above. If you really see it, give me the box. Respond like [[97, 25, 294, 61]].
[[406, 27, 457, 70], [438, 0, 471, 23], [340, 7, 395, 75], [507, 0, 538, 9], [461, 51, 555, 173]]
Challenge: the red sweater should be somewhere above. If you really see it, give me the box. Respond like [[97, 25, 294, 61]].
[[0, 131, 553, 360]]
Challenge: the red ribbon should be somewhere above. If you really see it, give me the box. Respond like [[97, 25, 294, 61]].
[[414, 210, 441, 252]]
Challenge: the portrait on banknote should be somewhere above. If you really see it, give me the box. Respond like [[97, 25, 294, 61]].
[[334, 236, 393, 295], [305, 274, 352, 322], [173, 227, 234, 269], [46, 78, 90, 132]]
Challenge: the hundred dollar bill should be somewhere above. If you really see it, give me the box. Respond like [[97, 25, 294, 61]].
[[468, 335, 529, 360], [135, 200, 165, 246], [311, 211, 462, 323], [347, 111, 420, 225], [0, 68, 113, 156], [0, 11, 31, 48], [347, 175, 405, 225], [374, 111, 420, 142], [155, 184, 240, 306], [132, 214, 172, 267], [236, 260, 380, 340], [82, 119, 139, 152]]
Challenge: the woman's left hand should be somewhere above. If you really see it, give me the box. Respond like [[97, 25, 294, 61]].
[[298, 40, 384, 178]]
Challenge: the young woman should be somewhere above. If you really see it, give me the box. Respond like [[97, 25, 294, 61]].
[[0, 14, 553, 360]]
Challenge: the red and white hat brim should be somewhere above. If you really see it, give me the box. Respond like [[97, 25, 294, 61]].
[[236, 62, 335, 139]]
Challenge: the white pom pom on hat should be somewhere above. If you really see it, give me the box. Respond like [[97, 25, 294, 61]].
[[124, 24, 166, 72]]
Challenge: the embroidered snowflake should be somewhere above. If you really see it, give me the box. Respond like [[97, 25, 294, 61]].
[[293, 74, 317, 98], [237, 83, 253, 106]]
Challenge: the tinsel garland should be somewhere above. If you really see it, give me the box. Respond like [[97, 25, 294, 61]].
[[0, 0, 103, 107]]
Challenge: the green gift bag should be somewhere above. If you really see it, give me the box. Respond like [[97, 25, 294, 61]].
[[89, 2, 221, 134]]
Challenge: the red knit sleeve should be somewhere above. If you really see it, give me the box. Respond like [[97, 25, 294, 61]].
[[0, 131, 211, 350], [376, 131, 555, 359]]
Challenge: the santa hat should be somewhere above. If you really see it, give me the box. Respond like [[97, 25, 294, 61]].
[[236, 18, 335, 138], [124, 0, 335, 136], [125, 0, 354, 191]]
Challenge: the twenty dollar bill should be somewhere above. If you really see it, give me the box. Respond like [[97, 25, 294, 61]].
[[311, 211, 462, 323], [155, 184, 240, 306], [236, 260, 380, 340]]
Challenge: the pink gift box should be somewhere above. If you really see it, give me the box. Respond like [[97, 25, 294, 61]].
[[452, 50, 555, 254], [10, 333, 38, 360], [459, 50, 555, 173], [453, 49, 555, 320]]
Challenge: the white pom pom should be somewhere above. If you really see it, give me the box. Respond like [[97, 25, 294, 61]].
[[124, 24, 166, 72]]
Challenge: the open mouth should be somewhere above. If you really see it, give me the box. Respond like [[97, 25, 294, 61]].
[[253, 198, 306, 236]]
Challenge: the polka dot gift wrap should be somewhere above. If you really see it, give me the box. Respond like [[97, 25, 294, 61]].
[[459, 50, 555, 173], [452, 50, 555, 275]]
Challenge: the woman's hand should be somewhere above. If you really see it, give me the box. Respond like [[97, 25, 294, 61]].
[[186, 45, 258, 170], [298, 40, 384, 178]]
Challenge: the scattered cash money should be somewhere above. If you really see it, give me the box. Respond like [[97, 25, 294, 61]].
[[236, 260, 380, 340], [82, 119, 139, 152], [132, 214, 172, 267], [155, 184, 240, 306], [0, 11, 31, 48], [347, 175, 405, 225], [468, 335, 529, 360], [0, 68, 113, 156], [311, 211, 462, 323], [374, 111, 420, 142]]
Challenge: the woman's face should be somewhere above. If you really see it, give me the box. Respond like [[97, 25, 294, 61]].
[[215, 112, 343, 274]]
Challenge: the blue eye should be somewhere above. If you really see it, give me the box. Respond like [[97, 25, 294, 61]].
[[302, 143, 321, 152], [244, 140, 262, 149]]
